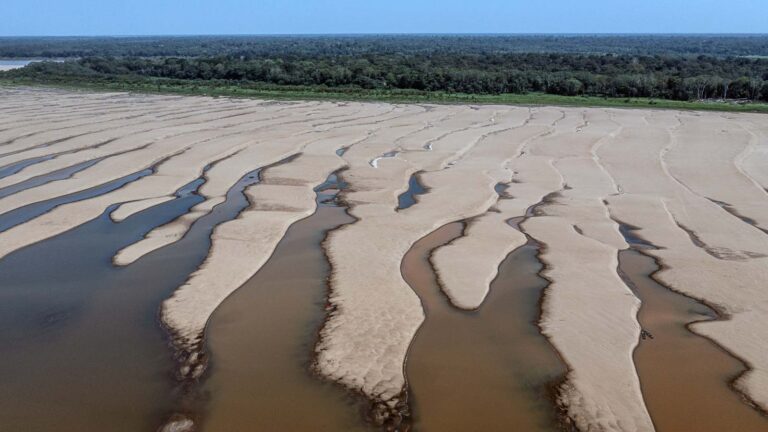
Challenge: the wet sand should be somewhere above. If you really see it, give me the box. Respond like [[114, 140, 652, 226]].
[[199, 180, 373, 431], [620, 249, 768, 431], [404, 223, 567, 431]]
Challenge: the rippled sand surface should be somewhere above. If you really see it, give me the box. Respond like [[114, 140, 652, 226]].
[[1, 87, 767, 431]]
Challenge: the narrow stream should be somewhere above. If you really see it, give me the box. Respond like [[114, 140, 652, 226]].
[[0, 158, 105, 199], [0, 167, 153, 232], [0, 155, 56, 180], [403, 222, 567, 431], [619, 248, 768, 431], [198, 173, 374, 431]]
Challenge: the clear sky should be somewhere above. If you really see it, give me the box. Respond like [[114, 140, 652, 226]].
[[3, 0, 767, 36]]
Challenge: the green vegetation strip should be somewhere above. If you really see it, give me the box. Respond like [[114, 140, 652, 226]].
[[3, 77, 767, 113]]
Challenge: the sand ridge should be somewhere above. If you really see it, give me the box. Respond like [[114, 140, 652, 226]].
[[0, 88, 766, 432]]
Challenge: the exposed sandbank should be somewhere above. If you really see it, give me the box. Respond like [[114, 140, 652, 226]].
[[1, 88, 766, 431]]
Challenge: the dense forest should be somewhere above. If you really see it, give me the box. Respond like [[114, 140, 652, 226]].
[[2, 35, 768, 58], [2, 35, 768, 104]]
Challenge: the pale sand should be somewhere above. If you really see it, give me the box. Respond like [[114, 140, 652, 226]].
[[597, 112, 768, 413], [0, 100, 255, 158], [665, 113, 768, 231], [0, 105, 308, 190], [430, 109, 561, 309], [109, 196, 176, 222], [503, 109, 647, 430], [1, 87, 767, 431], [609, 195, 768, 409], [738, 115, 768, 190], [113, 108, 401, 266], [316, 108, 550, 408], [161, 126, 383, 357]]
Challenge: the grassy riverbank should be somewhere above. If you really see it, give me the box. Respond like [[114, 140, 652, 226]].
[[3, 76, 768, 113]]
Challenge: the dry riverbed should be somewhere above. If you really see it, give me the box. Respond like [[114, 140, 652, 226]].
[[0, 87, 767, 432]]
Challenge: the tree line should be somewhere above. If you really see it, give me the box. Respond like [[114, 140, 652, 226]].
[[2, 35, 768, 58], [6, 52, 768, 102]]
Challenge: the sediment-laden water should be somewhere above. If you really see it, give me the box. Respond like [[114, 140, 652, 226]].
[[0, 193, 203, 432], [3, 90, 768, 432], [403, 222, 567, 431], [199, 174, 374, 431], [620, 249, 768, 432], [0, 163, 277, 431]]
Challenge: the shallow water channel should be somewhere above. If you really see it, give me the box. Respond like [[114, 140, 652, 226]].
[[620, 249, 768, 431], [403, 222, 567, 431], [0, 192, 202, 431], [0, 164, 279, 431], [3, 166, 766, 432], [199, 175, 374, 431]]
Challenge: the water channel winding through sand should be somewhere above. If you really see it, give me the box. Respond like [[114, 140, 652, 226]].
[[1, 88, 767, 431]]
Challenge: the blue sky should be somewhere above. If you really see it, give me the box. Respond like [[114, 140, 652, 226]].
[[3, 0, 767, 36]]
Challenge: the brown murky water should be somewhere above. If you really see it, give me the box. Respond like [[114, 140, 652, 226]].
[[0, 165, 275, 432], [6, 166, 766, 432], [0, 195, 204, 432], [620, 249, 768, 432], [404, 223, 567, 432], [199, 183, 374, 431]]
